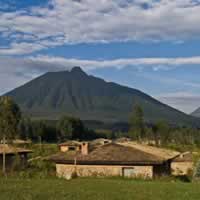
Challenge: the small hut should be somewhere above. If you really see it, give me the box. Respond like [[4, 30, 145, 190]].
[[0, 144, 32, 171], [58, 141, 81, 152], [13, 139, 32, 146]]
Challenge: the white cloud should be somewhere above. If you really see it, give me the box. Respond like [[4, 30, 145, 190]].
[[28, 55, 200, 70], [0, 54, 200, 78], [1, 0, 200, 54], [0, 42, 44, 55], [0, 54, 200, 91]]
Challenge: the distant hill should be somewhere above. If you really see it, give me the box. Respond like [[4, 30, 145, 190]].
[[191, 108, 200, 118], [4, 67, 200, 126]]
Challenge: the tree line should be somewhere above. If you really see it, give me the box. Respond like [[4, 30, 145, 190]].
[[0, 96, 102, 143], [19, 116, 101, 143], [129, 104, 200, 146], [1, 96, 200, 146]]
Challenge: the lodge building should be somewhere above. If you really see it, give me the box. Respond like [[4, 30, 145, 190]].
[[50, 142, 181, 179]]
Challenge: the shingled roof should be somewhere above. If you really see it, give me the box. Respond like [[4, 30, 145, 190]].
[[58, 141, 81, 146], [172, 152, 193, 162], [118, 142, 180, 160], [50, 143, 169, 165], [0, 144, 32, 155]]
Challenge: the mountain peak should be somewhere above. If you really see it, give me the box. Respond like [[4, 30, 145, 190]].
[[71, 66, 86, 74], [5, 68, 200, 126]]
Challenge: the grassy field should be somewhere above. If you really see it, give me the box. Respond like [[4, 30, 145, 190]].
[[0, 178, 199, 200]]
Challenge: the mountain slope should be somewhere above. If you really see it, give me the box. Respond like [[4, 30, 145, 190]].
[[191, 108, 200, 118], [5, 67, 200, 126]]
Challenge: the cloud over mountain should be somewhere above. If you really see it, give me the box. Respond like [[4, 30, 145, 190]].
[[1, 55, 200, 114]]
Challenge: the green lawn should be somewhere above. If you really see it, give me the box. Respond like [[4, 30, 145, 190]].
[[0, 178, 199, 200]]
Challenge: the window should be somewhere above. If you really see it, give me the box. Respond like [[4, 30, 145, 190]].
[[68, 146, 76, 151], [122, 167, 135, 178]]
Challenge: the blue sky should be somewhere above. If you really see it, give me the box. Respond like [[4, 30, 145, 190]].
[[1, 0, 200, 113]]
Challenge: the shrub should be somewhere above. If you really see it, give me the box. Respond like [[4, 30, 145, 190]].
[[193, 159, 200, 181]]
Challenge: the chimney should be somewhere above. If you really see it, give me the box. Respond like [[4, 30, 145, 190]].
[[81, 142, 89, 155]]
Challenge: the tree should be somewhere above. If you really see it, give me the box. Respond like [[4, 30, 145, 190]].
[[35, 120, 47, 141], [193, 159, 200, 180], [0, 96, 21, 174], [152, 123, 159, 146], [57, 116, 73, 140], [57, 116, 85, 141], [155, 120, 170, 145], [18, 117, 33, 140], [0, 96, 21, 139], [129, 104, 145, 140]]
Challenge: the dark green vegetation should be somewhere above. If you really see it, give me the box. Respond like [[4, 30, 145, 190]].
[[129, 104, 145, 139], [17, 112, 200, 147], [0, 178, 200, 200], [127, 105, 200, 147], [0, 96, 21, 140], [57, 115, 85, 140], [193, 159, 200, 180], [18, 116, 100, 143], [0, 98, 191, 146], [5, 67, 200, 126], [0, 96, 22, 174]]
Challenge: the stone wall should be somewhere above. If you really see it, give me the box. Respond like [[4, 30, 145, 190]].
[[171, 162, 193, 175], [60, 145, 80, 152], [56, 164, 153, 179], [60, 146, 69, 152]]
